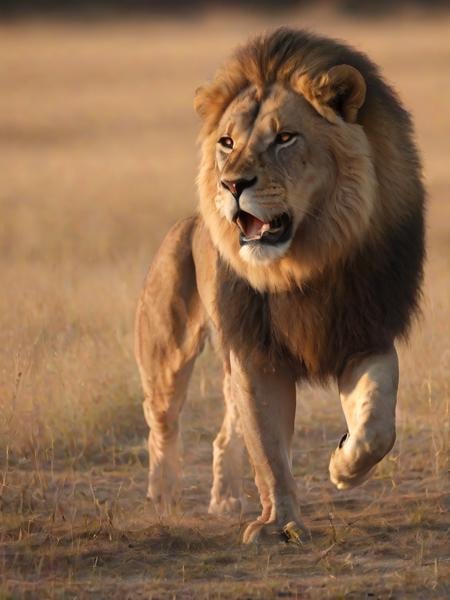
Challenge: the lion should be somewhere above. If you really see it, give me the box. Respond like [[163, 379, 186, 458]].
[[135, 28, 425, 543]]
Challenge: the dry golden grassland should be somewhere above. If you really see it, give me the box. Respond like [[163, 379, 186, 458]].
[[0, 10, 449, 599]]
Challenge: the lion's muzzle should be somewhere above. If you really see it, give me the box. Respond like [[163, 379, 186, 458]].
[[235, 209, 292, 246]]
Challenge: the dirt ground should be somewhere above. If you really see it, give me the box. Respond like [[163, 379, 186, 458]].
[[0, 8, 449, 599]]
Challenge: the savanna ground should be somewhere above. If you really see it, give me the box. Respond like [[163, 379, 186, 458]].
[[0, 7, 449, 599]]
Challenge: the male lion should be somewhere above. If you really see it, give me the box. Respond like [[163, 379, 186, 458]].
[[135, 29, 425, 543]]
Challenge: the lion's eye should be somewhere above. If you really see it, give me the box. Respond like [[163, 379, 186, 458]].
[[218, 136, 234, 150], [275, 132, 297, 145]]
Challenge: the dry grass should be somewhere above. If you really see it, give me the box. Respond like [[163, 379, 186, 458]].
[[0, 9, 449, 599]]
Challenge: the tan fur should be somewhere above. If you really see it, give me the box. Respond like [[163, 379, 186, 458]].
[[135, 29, 424, 543]]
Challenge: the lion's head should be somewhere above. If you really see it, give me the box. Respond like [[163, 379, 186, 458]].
[[195, 29, 421, 293]]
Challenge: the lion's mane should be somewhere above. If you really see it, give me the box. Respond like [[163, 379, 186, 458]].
[[196, 28, 425, 381]]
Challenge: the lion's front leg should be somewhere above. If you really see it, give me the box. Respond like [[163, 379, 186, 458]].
[[230, 352, 306, 544], [329, 346, 399, 489]]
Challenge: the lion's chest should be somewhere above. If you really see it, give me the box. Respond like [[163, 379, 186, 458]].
[[216, 264, 343, 380], [216, 258, 395, 382], [267, 288, 344, 380]]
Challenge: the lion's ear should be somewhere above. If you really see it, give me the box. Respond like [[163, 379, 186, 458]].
[[194, 83, 224, 120], [294, 64, 366, 124], [194, 85, 208, 118]]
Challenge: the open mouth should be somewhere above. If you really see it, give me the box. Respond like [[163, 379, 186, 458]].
[[234, 210, 292, 246]]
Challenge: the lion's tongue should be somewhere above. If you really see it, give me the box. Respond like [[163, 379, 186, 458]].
[[239, 212, 270, 238]]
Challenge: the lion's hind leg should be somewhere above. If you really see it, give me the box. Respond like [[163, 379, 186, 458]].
[[208, 360, 245, 516], [135, 217, 207, 514], [141, 361, 196, 514]]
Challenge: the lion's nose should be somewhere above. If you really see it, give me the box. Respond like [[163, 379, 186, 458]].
[[221, 177, 257, 200]]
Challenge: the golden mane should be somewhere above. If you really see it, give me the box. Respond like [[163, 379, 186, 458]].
[[196, 28, 425, 369], [196, 28, 404, 134], [196, 29, 424, 294]]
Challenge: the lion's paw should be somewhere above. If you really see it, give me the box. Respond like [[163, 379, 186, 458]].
[[146, 473, 180, 516], [329, 432, 377, 490], [242, 519, 308, 545], [208, 495, 243, 517]]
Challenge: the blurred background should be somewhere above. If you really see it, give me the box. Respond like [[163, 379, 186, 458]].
[[1, 0, 449, 18], [0, 2, 449, 596]]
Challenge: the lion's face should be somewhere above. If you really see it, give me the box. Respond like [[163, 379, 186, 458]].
[[213, 84, 333, 265], [197, 61, 377, 291]]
